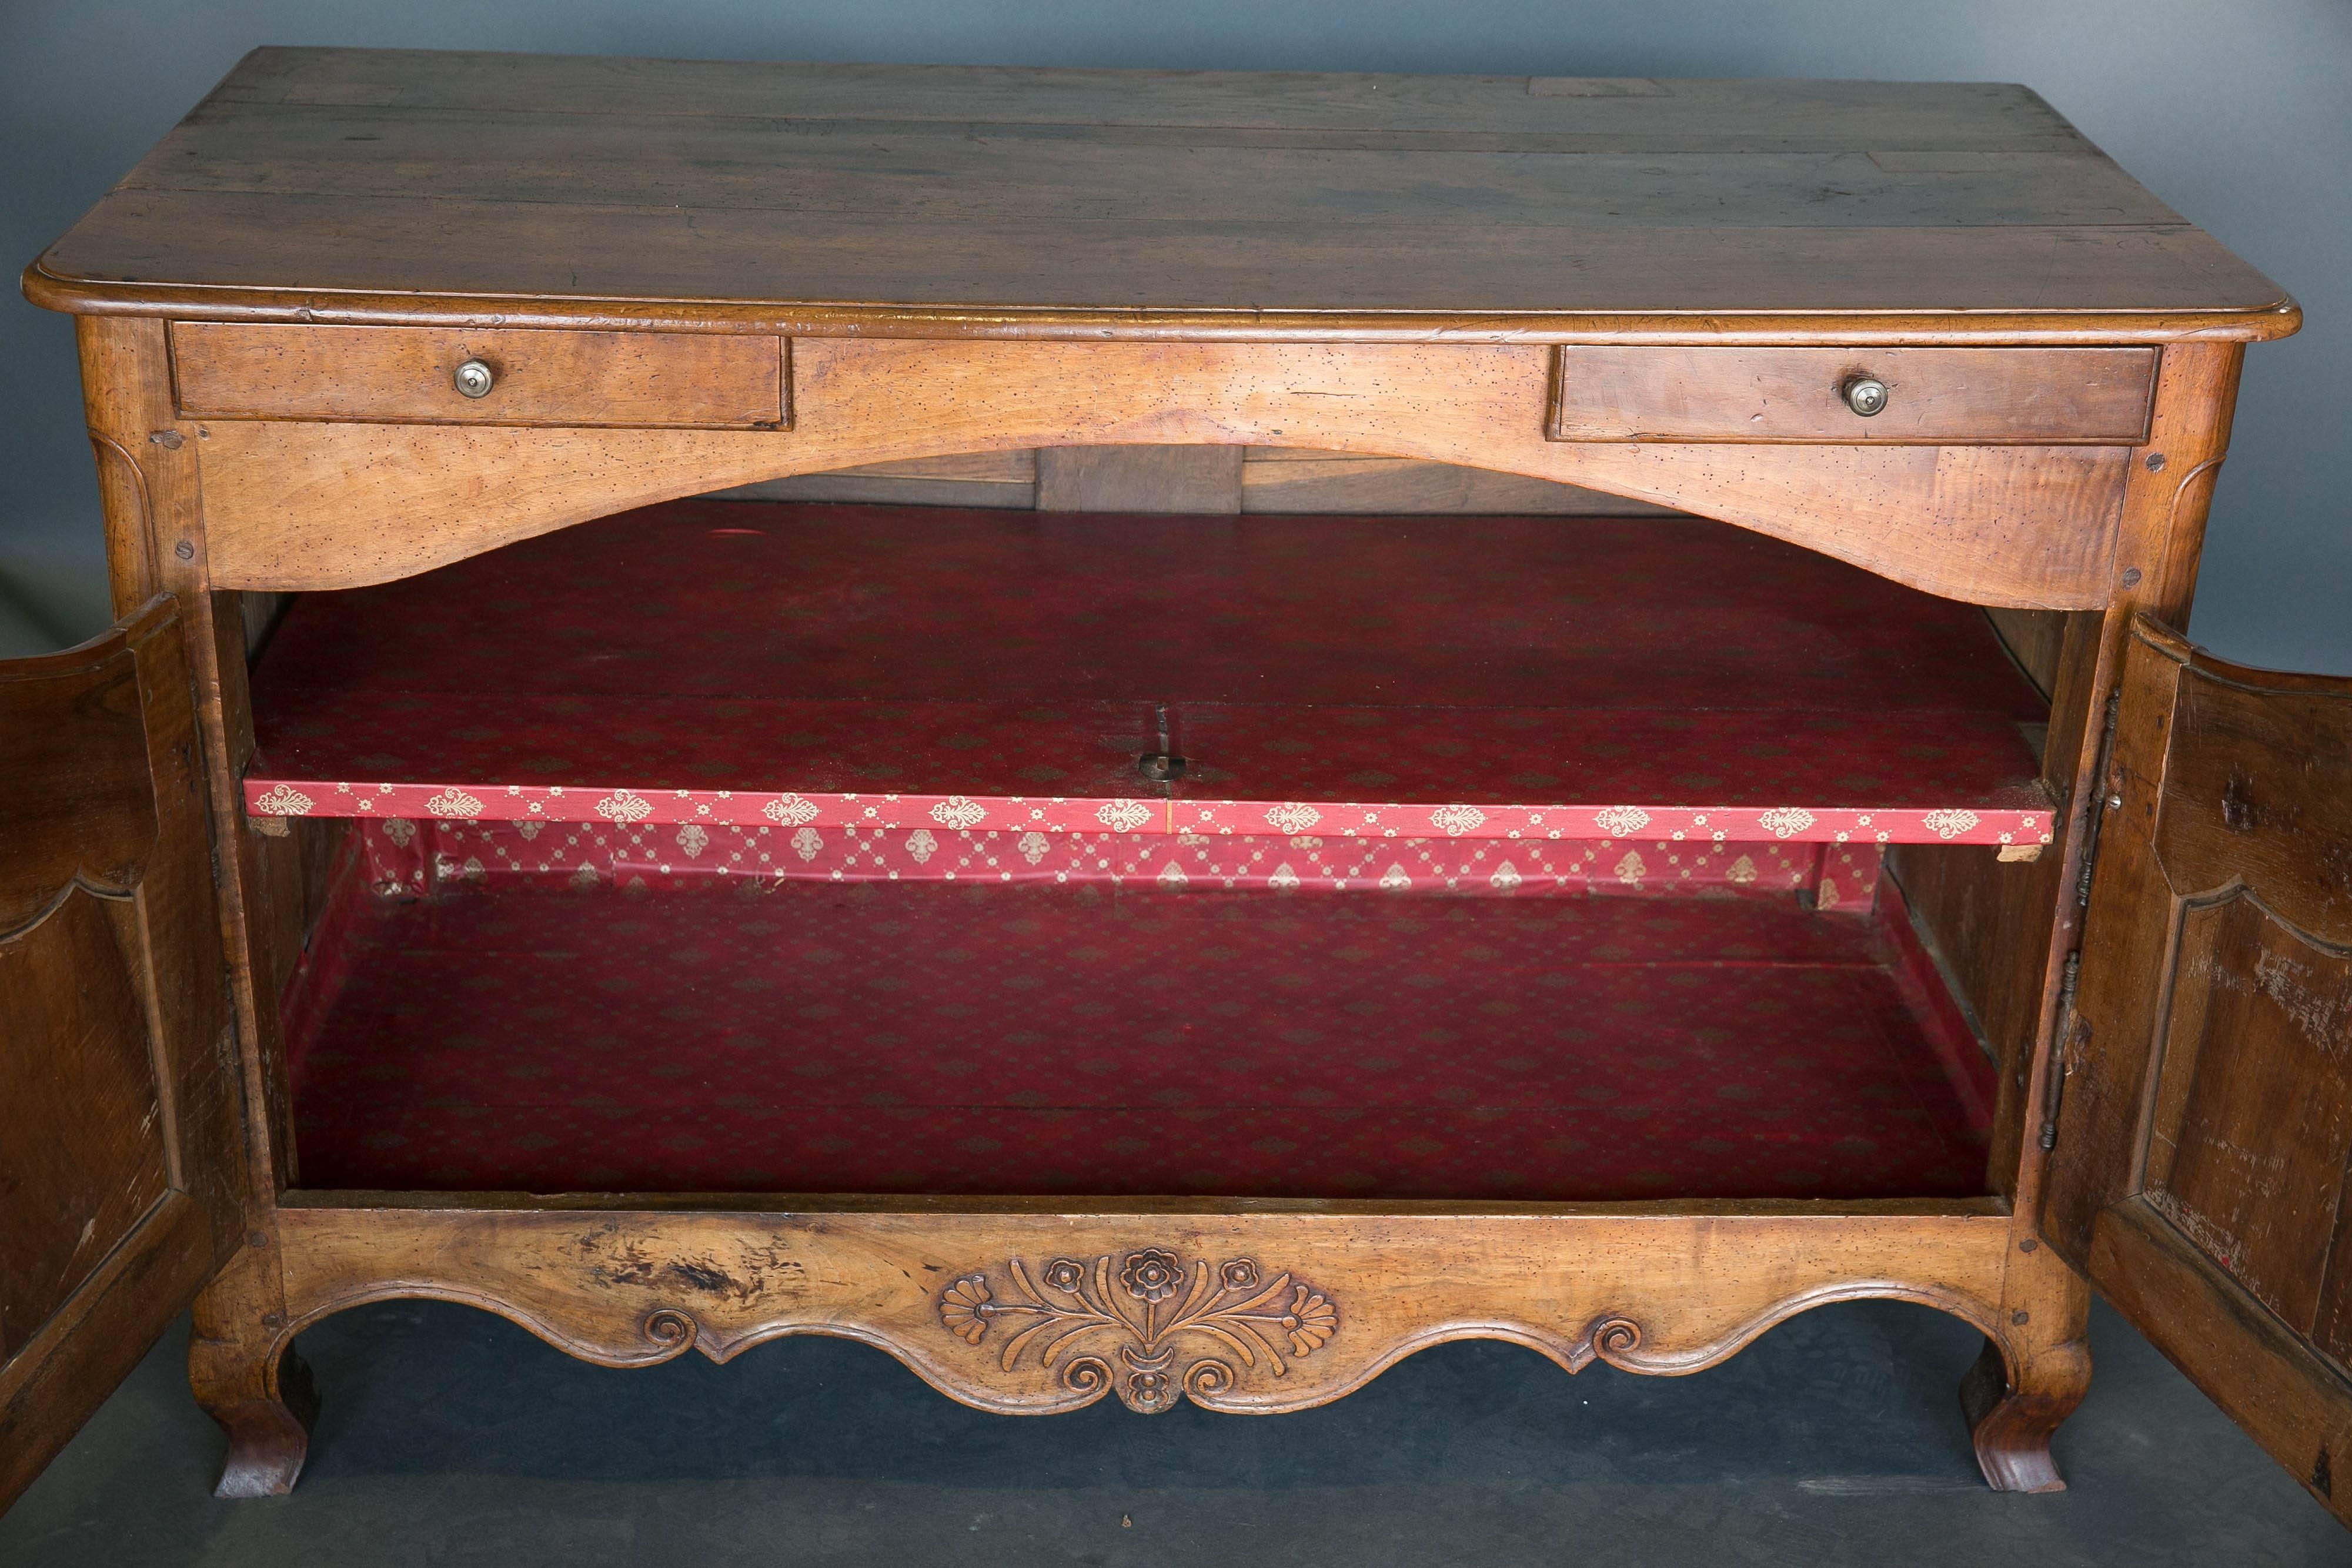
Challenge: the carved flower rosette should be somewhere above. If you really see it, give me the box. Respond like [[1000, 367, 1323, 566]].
[[937, 1249, 1338, 1412]]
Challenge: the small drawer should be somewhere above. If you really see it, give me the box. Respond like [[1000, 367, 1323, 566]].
[[171, 324, 788, 429], [1548, 346, 2154, 444]]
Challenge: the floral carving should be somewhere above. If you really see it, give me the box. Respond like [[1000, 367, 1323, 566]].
[[1120, 1248, 1184, 1303], [906, 829, 938, 864], [425, 787, 483, 819], [1264, 803, 1322, 835], [1757, 807, 1817, 840], [930, 795, 987, 830], [763, 793, 820, 827], [595, 788, 652, 824], [790, 826, 823, 861], [940, 1275, 993, 1345], [936, 1249, 1338, 1412], [380, 818, 417, 848], [1095, 799, 1153, 832], [1921, 808, 1981, 840], [1017, 831, 1052, 865], [253, 783, 315, 817], [676, 823, 710, 858]]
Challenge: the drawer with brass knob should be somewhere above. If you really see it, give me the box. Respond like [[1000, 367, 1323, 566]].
[[1547, 345, 2155, 444], [170, 323, 789, 429]]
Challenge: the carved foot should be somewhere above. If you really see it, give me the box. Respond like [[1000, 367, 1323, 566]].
[[1960, 1328, 2091, 1493], [1957, 1231, 2094, 1493], [190, 1330, 316, 1497], [189, 1242, 316, 1497]]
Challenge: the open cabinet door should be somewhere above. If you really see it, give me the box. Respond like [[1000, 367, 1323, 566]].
[[0, 598, 246, 1513], [2043, 616, 2352, 1524]]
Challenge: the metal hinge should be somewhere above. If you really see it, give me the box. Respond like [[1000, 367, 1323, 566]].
[[2040, 688, 2123, 1154], [2074, 691, 2123, 911], [2040, 952, 2084, 1151]]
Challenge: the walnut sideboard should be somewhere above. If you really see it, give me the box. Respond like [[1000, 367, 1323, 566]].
[[7, 49, 2348, 1527]]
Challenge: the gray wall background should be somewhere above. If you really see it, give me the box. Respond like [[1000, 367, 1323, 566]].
[[4, 1, 2345, 667]]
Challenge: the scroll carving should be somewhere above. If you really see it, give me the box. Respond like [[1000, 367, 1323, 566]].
[[1589, 1316, 1645, 1367], [936, 1248, 1338, 1412], [268, 1205, 2045, 1440], [642, 1307, 700, 1356]]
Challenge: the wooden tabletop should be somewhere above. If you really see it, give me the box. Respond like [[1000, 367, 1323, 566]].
[[25, 48, 2296, 342]]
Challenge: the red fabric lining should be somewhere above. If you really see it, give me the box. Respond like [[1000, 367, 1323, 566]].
[[268, 502, 2006, 1200], [283, 875, 1994, 1201], [248, 502, 2052, 844]]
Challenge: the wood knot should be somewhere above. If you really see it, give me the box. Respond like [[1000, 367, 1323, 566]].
[[2220, 771, 2260, 834]]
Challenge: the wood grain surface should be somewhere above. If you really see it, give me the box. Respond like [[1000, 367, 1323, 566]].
[[193, 339, 2129, 606], [24, 50, 2296, 343], [1549, 346, 2154, 444], [173, 323, 788, 429]]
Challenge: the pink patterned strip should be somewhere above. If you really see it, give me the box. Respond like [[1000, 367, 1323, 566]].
[[1175, 800, 2042, 848], [246, 778, 2047, 849], [352, 817, 1885, 910]]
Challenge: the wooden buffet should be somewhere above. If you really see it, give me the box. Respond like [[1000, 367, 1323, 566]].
[[6, 48, 2350, 1527]]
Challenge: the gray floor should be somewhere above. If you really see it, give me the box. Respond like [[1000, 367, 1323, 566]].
[[2, 1296, 2340, 1565]]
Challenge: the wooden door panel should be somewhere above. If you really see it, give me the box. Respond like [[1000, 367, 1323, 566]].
[[2141, 892, 2352, 1359], [0, 598, 246, 1513], [2045, 616, 2352, 1523], [0, 893, 172, 1358], [2090, 1201, 2352, 1510]]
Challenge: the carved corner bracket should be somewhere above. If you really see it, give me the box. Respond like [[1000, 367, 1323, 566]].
[[934, 1248, 1338, 1412]]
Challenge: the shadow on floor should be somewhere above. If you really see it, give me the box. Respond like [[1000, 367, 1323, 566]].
[[2, 1296, 2337, 1565]]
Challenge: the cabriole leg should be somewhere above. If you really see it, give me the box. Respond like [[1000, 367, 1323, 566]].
[[1961, 1241, 2092, 1492], [188, 1247, 315, 1498]]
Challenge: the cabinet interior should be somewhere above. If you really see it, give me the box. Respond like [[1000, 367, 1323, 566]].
[[250, 498, 2054, 1202]]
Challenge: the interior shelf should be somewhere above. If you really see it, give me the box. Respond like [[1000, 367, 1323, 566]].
[[282, 873, 1995, 1201], [246, 500, 2054, 852]]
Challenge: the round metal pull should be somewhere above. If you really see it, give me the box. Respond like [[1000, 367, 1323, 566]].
[[1841, 375, 1889, 418], [452, 359, 496, 399]]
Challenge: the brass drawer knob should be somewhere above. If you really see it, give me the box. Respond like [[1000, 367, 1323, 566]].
[[452, 358, 496, 399], [1841, 375, 1889, 417]]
